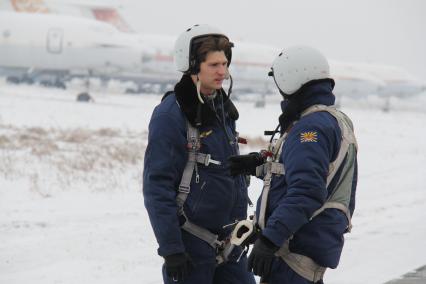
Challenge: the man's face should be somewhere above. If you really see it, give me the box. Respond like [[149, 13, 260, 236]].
[[197, 51, 228, 95]]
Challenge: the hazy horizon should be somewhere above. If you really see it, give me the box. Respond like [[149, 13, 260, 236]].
[[121, 0, 426, 81]]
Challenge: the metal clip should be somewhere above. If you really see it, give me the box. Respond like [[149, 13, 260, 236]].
[[236, 246, 249, 263], [222, 220, 239, 229], [230, 219, 255, 246], [204, 154, 221, 166]]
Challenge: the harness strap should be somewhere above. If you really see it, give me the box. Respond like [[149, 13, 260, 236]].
[[311, 201, 352, 232], [181, 216, 235, 264], [176, 123, 199, 211], [257, 134, 287, 230], [176, 123, 222, 211], [309, 143, 356, 232], [275, 241, 326, 282], [327, 137, 350, 186], [302, 105, 358, 187], [302, 105, 357, 231], [175, 122, 233, 264], [255, 161, 285, 177], [257, 171, 272, 230], [181, 218, 222, 249]]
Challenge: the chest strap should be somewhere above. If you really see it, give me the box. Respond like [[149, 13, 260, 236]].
[[175, 122, 231, 265], [176, 123, 221, 210], [257, 133, 287, 230]]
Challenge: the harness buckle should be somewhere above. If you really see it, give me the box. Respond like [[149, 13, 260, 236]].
[[215, 239, 225, 249], [264, 178, 271, 186], [203, 154, 222, 166], [178, 185, 190, 194], [215, 238, 232, 265], [187, 138, 200, 151], [204, 154, 211, 166]]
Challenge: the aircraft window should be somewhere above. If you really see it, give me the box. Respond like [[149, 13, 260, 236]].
[[2, 30, 11, 38]]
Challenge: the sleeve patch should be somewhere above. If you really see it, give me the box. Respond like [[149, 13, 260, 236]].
[[300, 131, 318, 143], [200, 130, 213, 138]]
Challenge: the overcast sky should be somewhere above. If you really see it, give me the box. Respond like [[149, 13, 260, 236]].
[[121, 0, 426, 80]]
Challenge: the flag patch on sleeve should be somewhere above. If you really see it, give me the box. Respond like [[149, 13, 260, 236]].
[[300, 131, 318, 143]]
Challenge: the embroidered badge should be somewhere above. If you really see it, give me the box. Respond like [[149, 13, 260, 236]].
[[200, 130, 213, 138], [300, 131, 318, 143]]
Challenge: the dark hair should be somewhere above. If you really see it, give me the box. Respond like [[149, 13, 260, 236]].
[[188, 35, 233, 74]]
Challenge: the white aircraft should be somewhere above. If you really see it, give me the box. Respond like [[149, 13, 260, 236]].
[[96, 31, 426, 99], [0, 11, 146, 88], [0, 9, 278, 95], [330, 60, 425, 98], [1, 0, 424, 99]]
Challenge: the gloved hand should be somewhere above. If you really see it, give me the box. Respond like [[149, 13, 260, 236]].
[[228, 152, 264, 176], [164, 252, 194, 282], [247, 235, 280, 280]]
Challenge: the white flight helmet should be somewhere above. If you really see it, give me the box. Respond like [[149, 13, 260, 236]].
[[174, 24, 229, 73], [270, 45, 331, 95]]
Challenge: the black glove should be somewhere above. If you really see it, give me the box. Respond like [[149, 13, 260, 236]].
[[164, 252, 194, 282], [247, 235, 280, 280], [228, 152, 264, 176]]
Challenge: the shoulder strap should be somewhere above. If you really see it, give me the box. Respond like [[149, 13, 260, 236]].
[[176, 122, 223, 210], [257, 132, 288, 229], [176, 121, 200, 212], [302, 105, 357, 231], [302, 104, 358, 186]]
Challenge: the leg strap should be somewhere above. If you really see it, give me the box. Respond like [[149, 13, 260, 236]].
[[181, 218, 235, 265], [181, 219, 222, 249]]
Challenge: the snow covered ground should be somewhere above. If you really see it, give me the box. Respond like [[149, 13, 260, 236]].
[[1, 83, 425, 284]]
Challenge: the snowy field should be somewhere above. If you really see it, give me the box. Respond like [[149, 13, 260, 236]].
[[1, 83, 426, 284]]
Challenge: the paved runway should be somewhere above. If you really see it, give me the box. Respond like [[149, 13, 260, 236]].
[[385, 265, 426, 284]]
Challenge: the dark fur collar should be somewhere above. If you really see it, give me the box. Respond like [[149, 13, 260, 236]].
[[172, 75, 239, 127]]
